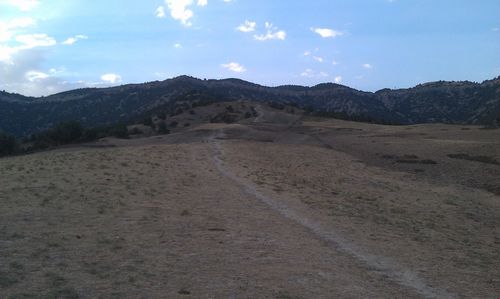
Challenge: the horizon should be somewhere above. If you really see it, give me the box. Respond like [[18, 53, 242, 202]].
[[1, 0, 499, 96], [2, 74, 499, 98]]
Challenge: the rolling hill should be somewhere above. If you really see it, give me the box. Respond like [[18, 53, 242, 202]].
[[1, 75, 499, 136]]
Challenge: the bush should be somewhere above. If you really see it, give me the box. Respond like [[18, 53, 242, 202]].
[[268, 101, 285, 110], [51, 121, 83, 144], [129, 127, 143, 135], [157, 112, 166, 120], [107, 123, 129, 139], [157, 122, 170, 135], [169, 121, 179, 128], [170, 108, 184, 117], [30, 121, 129, 151], [31, 121, 83, 148], [143, 117, 153, 127], [0, 131, 17, 157]]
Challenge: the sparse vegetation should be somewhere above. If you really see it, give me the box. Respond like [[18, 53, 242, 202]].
[[448, 154, 500, 165], [309, 109, 401, 125]]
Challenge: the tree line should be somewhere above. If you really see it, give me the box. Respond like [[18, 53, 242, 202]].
[[0, 121, 129, 158]]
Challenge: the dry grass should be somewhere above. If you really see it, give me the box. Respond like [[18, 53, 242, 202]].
[[1, 116, 499, 298]]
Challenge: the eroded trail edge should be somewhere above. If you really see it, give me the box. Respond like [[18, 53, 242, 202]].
[[210, 132, 455, 299]]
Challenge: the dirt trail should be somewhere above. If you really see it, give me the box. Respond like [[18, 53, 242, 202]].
[[210, 129, 455, 299]]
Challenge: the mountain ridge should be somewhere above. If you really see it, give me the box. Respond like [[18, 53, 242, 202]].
[[1, 75, 499, 136]]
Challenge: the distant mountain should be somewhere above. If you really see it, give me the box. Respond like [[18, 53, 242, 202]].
[[1, 75, 499, 136]]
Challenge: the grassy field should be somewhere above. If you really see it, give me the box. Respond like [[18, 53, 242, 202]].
[[1, 115, 499, 298]]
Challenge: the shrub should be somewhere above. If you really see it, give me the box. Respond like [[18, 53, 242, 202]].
[[143, 117, 153, 127], [268, 101, 285, 110], [129, 127, 143, 135], [31, 121, 83, 148], [157, 122, 170, 135], [157, 112, 166, 120], [107, 123, 129, 139], [51, 121, 84, 144], [0, 131, 17, 157]]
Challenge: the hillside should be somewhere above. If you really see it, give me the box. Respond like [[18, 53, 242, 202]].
[[0, 76, 499, 136], [1, 114, 499, 298]]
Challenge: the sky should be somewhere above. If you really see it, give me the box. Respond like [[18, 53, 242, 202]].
[[0, 0, 499, 96]]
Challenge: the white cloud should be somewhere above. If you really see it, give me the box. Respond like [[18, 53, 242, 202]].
[[254, 22, 286, 41], [0, 14, 86, 96], [0, 45, 15, 62], [334, 76, 343, 83], [0, 17, 36, 42], [25, 70, 48, 82], [301, 69, 328, 78], [155, 6, 166, 18], [0, 0, 40, 11], [101, 73, 122, 84], [311, 27, 343, 38], [62, 34, 88, 45], [303, 51, 311, 56], [236, 20, 256, 33], [15, 33, 56, 48], [221, 62, 246, 73], [332, 60, 339, 65], [49, 67, 65, 74], [493, 27, 499, 32], [165, 0, 195, 26], [197, 0, 207, 6], [0, 17, 56, 64], [313, 56, 323, 63], [174, 43, 182, 48], [301, 69, 313, 77], [363, 63, 373, 69], [0, 48, 87, 96]]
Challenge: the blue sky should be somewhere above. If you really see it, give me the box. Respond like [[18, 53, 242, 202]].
[[0, 0, 499, 96]]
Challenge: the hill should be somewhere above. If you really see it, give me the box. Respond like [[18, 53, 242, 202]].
[[1, 76, 499, 136], [1, 115, 499, 298]]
